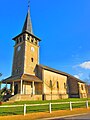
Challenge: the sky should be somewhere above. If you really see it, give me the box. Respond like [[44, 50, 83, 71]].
[[0, 0, 90, 84]]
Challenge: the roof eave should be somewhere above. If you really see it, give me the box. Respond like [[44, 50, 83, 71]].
[[12, 31, 41, 41]]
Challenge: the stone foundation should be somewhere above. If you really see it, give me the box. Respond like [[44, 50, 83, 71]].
[[9, 93, 68, 101], [43, 94, 68, 100], [9, 94, 42, 101], [79, 93, 87, 98]]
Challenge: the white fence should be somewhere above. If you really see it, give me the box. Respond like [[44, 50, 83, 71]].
[[0, 101, 89, 116]]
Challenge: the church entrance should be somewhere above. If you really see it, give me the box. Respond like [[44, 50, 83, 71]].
[[14, 84, 18, 95]]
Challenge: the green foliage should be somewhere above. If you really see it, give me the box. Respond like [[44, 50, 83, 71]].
[[0, 90, 2, 101], [0, 87, 7, 101], [0, 73, 2, 101]]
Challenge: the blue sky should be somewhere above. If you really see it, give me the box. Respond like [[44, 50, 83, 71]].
[[0, 0, 90, 84]]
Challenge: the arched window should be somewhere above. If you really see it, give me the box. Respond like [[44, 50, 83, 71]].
[[16, 39, 19, 44], [20, 37, 22, 42], [31, 58, 34, 62], [27, 35, 30, 40], [50, 80, 52, 88], [31, 39, 33, 43], [57, 81, 59, 89], [64, 83, 66, 89], [35, 41, 37, 45], [81, 85, 84, 90]]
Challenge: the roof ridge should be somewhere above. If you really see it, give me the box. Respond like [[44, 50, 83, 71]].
[[38, 64, 85, 83]]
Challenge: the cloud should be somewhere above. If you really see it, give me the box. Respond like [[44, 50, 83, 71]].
[[79, 61, 90, 69], [74, 73, 83, 79], [74, 75, 80, 79]]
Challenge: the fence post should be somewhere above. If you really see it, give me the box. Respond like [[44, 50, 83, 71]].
[[24, 104, 26, 116], [70, 101, 72, 111], [49, 103, 52, 113], [86, 101, 89, 109]]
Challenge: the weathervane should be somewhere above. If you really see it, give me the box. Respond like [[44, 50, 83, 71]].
[[28, 0, 30, 9]]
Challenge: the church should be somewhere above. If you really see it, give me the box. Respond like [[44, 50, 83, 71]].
[[2, 4, 87, 101]]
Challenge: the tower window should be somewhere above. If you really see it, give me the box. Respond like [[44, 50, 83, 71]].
[[31, 58, 34, 62], [31, 39, 33, 43], [20, 37, 22, 42], [23, 35, 25, 41], [16, 39, 19, 44], [27, 35, 30, 40], [27, 37, 29, 40], [35, 41, 37, 45]]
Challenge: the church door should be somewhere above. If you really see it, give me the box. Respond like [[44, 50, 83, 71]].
[[14, 84, 18, 95]]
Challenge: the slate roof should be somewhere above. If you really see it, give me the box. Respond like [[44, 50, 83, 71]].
[[22, 8, 33, 34], [37, 64, 85, 83], [2, 74, 42, 83], [21, 74, 42, 82], [12, 8, 41, 41]]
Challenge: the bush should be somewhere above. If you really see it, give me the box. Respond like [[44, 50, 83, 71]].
[[0, 101, 2, 105]]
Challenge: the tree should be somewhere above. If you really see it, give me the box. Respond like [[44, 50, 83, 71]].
[[0, 73, 2, 102], [84, 74, 90, 99], [0, 73, 2, 77], [44, 78, 56, 101], [0, 73, 2, 90]]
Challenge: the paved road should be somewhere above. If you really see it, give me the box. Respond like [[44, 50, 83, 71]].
[[50, 113, 90, 120]]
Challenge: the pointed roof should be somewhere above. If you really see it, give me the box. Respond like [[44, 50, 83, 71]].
[[12, 3, 41, 41], [22, 8, 33, 34]]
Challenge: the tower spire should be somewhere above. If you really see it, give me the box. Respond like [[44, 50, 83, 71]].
[[22, 0, 33, 34]]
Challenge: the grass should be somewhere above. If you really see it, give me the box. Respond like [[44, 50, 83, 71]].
[[72, 102, 86, 109], [27, 105, 49, 113], [0, 98, 90, 116], [52, 103, 70, 111], [3, 98, 90, 105]]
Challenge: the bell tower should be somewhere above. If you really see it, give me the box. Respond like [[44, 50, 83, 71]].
[[12, 6, 41, 76]]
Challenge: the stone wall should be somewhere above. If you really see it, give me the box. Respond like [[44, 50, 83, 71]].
[[42, 69, 68, 99], [78, 82, 87, 98], [35, 65, 42, 80], [24, 40, 39, 75], [67, 77, 79, 97], [12, 41, 25, 76], [35, 82, 42, 94], [67, 77, 87, 98], [43, 94, 68, 100]]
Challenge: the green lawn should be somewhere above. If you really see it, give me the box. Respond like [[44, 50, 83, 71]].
[[3, 98, 90, 105], [0, 98, 90, 116], [0, 107, 23, 116]]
